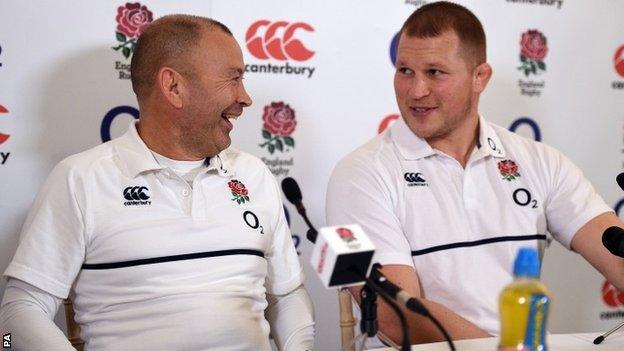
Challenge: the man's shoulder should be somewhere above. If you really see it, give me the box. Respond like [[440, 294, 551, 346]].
[[334, 132, 398, 174], [489, 121, 557, 155], [55, 141, 117, 176], [222, 147, 272, 175], [488, 121, 567, 174]]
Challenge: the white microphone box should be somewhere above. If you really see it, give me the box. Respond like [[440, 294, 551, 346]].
[[310, 224, 375, 288]]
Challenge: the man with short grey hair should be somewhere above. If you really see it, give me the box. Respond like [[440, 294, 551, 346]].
[[1, 15, 314, 351]]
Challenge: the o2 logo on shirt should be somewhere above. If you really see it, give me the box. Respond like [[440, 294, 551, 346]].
[[101, 105, 139, 142], [513, 188, 538, 209], [243, 210, 265, 234], [509, 117, 542, 142]]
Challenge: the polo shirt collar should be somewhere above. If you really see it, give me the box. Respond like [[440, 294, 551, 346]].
[[390, 115, 506, 160], [205, 152, 235, 178], [390, 116, 436, 160], [114, 121, 235, 178], [476, 115, 507, 159]]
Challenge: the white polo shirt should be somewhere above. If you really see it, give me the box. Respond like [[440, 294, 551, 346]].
[[326, 116, 611, 334], [4, 122, 303, 350]]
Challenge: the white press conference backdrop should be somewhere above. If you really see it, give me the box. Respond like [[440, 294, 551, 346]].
[[1, 1, 624, 349]]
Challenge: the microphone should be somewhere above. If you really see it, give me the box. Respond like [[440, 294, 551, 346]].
[[602, 226, 624, 258], [310, 224, 375, 288], [617, 172, 624, 192], [370, 265, 429, 317], [281, 177, 319, 243]]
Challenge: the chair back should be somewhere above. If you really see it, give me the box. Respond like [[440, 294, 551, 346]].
[[338, 289, 356, 351]]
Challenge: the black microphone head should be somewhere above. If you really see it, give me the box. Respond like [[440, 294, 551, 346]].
[[281, 177, 302, 205], [617, 173, 624, 192], [602, 226, 624, 257]]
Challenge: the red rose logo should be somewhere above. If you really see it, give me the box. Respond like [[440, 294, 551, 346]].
[[518, 30, 547, 76], [263, 102, 297, 136], [112, 3, 154, 59], [521, 30, 548, 61], [498, 160, 521, 181], [116, 3, 153, 38], [336, 227, 356, 243], [228, 179, 250, 204], [259, 101, 296, 154]]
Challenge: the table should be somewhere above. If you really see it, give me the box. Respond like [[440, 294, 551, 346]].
[[370, 333, 624, 350]]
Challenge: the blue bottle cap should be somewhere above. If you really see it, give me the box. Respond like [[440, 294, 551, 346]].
[[513, 247, 540, 278]]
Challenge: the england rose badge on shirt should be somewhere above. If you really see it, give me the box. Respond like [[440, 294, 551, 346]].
[[498, 160, 521, 181], [228, 179, 250, 204]]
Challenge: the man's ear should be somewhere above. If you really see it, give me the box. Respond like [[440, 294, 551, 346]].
[[157, 67, 186, 109], [473, 62, 492, 94]]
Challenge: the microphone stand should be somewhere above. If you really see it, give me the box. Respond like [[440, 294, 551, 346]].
[[363, 275, 411, 351], [594, 320, 624, 344], [368, 264, 456, 351], [360, 284, 378, 338]]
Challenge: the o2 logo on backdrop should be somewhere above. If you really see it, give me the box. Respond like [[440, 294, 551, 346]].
[[508, 117, 542, 142], [389, 32, 399, 67], [101, 106, 139, 142], [0, 44, 3, 67], [283, 205, 302, 255]]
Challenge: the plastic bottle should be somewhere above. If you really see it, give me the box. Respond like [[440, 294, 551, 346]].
[[499, 247, 552, 351]]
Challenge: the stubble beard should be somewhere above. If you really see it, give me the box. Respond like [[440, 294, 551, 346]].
[[418, 95, 476, 142], [178, 109, 226, 159]]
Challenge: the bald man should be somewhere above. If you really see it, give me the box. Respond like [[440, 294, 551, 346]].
[[0, 15, 314, 351]]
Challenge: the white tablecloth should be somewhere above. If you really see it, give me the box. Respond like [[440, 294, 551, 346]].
[[370, 333, 624, 351]]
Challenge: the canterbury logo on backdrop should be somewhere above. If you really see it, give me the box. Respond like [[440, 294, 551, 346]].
[[245, 20, 315, 61]]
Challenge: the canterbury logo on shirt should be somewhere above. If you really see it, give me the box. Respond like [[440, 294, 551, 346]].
[[123, 186, 152, 206], [404, 172, 428, 187]]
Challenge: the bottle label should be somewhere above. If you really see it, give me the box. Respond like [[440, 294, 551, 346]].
[[524, 293, 549, 351]]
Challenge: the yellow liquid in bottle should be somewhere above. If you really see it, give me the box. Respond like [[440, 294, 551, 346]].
[[499, 277, 551, 351]]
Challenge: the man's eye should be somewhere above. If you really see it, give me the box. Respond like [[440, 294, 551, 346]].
[[428, 69, 443, 76], [398, 67, 413, 75]]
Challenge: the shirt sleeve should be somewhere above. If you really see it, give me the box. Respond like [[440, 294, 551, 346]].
[[326, 155, 414, 267], [543, 146, 613, 249], [0, 278, 74, 351], [264, 171, 304, 295], [3, 160, 87, 298], [265, 285, 315, 351]]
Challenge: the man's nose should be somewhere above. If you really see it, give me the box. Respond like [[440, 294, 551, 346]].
[[238, 83, 252, 107], [409, 77, 430, 99]]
